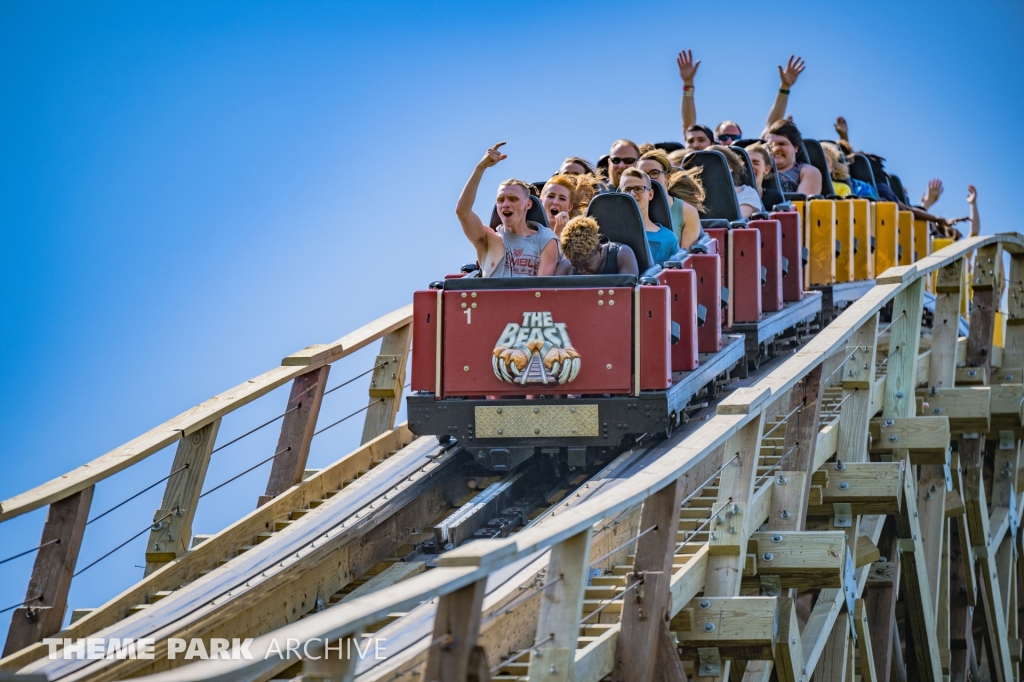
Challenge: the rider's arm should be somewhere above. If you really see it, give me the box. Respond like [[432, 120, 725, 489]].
[[677, 50, 700, 135], [765, 55, 806, 129]]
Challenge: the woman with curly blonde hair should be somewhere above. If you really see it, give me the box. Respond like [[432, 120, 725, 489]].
[[554, 216, 639, 276]]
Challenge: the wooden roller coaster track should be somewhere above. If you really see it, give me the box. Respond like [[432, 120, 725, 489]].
[[2, 234, 1024, 682]]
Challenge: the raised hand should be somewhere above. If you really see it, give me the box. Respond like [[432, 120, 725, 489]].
[[677, 49, 701, 83], [778, 55, 806, 88], [551, 211, 570, 233], [921, 178, 944, 207], [834, 116, 848, 140], [479, 142, 508, 169], [967, 185, 977, 204]]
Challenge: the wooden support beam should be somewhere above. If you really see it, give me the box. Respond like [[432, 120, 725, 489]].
[[769, 364, 823, 533], [929, 259, 964, 390], [812, 613, 851, 682], [423, 577, 488, 682], [361, 324, 412, 445], [883, 278, 925, 419], [528, 529, 592, 682], [145, 419, 221, 574], [863, 517, 900, 682], [695, 416, 765, 682], [855, 599, 879, 682], [612, 478, 686, 682], [894, 458, 944, 682], [916, 464, 948, 619], [260, 366, 331, 505], [3, 486, 94, 655], [772, 597, 804, 682], [805, 462, 905, 516], [916, 387, 991, 433], [964, 462, 1015, 682], [676, 597, 778, 661], [836, 314, 878, 467], [967, 243, 1002, 378], [868, 417, 950, 463], [1003, 254, 1024, 371], [742, 532, 846, 589]]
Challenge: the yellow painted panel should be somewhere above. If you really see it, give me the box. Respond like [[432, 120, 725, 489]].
[[913, 219, 931, 263], [897, 210, 915, 266], [932, 237, 953, 291], [808, 199, 836, 285], [874, 202, 899, 277], [850, 198, 874, 281], [995, 311, 1005, 349], [834, 200, 854, 283]]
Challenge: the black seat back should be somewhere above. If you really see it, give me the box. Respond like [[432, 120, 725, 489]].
[[649, 181, 673, 229], [489, 192, 551, 229], [729, 145, 756, 190], [849, 154, 878, 193], [796, 142, 811, 165], [804, 140, 836, 196], [682, 150, 743, 221], [586, 193, 654, 272], [735, 140, 786, 211], [654, 141, 684, 153], [888, 174, 909, 204], [597, 154, 610, 177]]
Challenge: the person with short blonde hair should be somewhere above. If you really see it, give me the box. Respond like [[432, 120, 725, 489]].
[[555, 216, 639, 275], [456, 142, 558, 277]]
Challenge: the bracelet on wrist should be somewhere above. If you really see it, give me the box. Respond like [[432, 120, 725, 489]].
[[683, 84, 694, 91], [779, 87, 790, 95]]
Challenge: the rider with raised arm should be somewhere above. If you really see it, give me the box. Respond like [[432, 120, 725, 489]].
[[455, 142, 558, 278], [763, 55, 806, 134]]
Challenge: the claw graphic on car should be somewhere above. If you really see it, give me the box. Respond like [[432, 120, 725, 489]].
[[492, 312, 580, 385]]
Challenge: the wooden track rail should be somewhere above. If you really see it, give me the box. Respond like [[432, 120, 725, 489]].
[[92, 233, 1024, 682], [0, 305, 413, 655]]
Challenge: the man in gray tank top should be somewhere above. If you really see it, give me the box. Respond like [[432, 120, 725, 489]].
[[455, 142, 558, 278]]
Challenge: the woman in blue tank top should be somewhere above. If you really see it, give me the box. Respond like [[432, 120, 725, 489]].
[[618, 168, 680, 266]]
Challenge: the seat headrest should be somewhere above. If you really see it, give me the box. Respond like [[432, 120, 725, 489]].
[[729, 145, 756, 188], [700, 218, 731, 230], [488, 192, 550, 229], [682, 150, 743, 221], [888, 174, 909, 204], [796, 142, 810, 165], [654, 141, 684, 153], [803, 139, 836, 196], [586, 193, 655, 273], [849, 154, 878, 191]]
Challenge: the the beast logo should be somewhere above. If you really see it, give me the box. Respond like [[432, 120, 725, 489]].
[[492, 312, 580, 385]]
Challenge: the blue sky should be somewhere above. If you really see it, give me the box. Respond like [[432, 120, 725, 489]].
[[1, 0, 1021, 632]]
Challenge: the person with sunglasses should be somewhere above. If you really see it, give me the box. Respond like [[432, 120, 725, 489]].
[[618, 168, 679, 266], [638, 149, 701, 246], [715, 121, 743, 145], [607, 139, 640, 187], [456, 142, 558, 278]]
